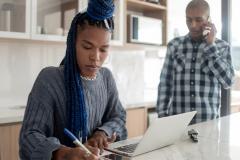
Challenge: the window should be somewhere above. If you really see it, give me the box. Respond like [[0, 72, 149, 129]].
[[231, 0, 240, 113]]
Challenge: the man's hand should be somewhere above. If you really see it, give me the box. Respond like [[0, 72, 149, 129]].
[[86, 131, 117, 152], [53, 145, 100, 160], [204, 22, 217, 45]]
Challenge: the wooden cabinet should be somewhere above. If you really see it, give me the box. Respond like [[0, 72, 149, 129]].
[[0, 123, 21, 160], [125, 0, 168, 46], [126, 107, 147, 138]]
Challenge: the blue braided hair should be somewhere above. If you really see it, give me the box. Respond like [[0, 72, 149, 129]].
[[63, 0, 115, 143], [87, 0, 115, 21]]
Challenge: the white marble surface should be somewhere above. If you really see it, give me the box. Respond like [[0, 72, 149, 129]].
[[0, 101, 155, 124], [125, 101, 155, 109], [190, 113, 240, 145], [0, 105, 25, 124], [108, 113, 240, 160]]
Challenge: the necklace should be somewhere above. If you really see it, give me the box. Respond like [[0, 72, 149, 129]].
[[80, 74, 97, 81]]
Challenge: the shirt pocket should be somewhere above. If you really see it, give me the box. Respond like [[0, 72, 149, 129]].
[[200, 58, 209, 73], [173, 53, 186, 72]]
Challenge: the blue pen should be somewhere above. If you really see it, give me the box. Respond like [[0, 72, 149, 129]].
[[64, 128, 92, 155]]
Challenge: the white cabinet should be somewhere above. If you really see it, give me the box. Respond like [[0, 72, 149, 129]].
[[0, 0, 30, 39], [0, 0, 124, 45], [31, 0, 78, 42], [111, 0, 124, 45]]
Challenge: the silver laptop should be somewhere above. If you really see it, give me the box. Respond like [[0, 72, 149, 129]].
[[106, 111, 197, 157]]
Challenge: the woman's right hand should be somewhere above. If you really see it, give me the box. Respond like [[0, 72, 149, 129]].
[[53, 145, 100, 160]]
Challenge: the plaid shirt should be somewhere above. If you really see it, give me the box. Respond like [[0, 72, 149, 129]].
[[157, 34, 235, 123]]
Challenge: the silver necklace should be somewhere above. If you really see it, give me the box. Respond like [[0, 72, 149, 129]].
[[80, 74, 97, 81]]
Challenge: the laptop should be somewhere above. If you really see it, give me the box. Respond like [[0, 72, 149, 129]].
[[105, 111, 197, 157]]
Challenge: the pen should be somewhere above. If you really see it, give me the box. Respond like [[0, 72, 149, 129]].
[[64, 128, 92, 155]]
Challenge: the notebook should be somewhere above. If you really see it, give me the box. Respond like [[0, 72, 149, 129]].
[[106, 111, 197, 157]]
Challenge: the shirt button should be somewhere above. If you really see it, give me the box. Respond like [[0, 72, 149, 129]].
[[192, 57, 196, 62], [190, 81, 194, 85], [191, 94, 195, 97], [191, 69, 195, 73], [191, 107, 195, 111]]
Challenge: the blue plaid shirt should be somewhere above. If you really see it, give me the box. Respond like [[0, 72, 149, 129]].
[[157, 34, 235, 123]]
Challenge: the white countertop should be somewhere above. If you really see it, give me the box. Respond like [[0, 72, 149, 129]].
[[0, 101, 156, 124], [125, 101, 156, 109], [0, 106, 25, 124], [108, 113, 240, 160]]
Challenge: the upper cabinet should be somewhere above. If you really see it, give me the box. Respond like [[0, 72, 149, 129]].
[[0, 0, 30, 39], [125, 0, 168, 47], [110, 0, 124, 45], [0, 0, 167, 47], [31, 0, 78, 41], [0, 0, 124, 45]]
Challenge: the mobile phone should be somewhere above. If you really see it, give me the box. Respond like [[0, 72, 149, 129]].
[[202, 17, 212, 38], [202, 27, 211, 37], [101, 153, 131, 160]]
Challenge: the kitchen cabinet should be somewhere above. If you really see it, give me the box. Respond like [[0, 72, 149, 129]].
[[126, 107, 147, 138], [0, 123, 21, 160], [0, 0, 124, 45], [31, 0, 78, 42], [0, 0, 167, 47], [0, 0, 30, 39], [125, 0, 168, 46]]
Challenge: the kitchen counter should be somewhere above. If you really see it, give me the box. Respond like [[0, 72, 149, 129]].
[[125, 101, 156, 109], [0, 101, 156, 124], [0, 106, 25, 124], [109, 113, 240, 160]]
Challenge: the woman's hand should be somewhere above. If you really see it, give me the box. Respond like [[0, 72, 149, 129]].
[[53, 145, 100, 160], [87, 131, 116, 152]]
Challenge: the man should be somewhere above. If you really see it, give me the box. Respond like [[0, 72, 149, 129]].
[[157, 0, 234, 123]]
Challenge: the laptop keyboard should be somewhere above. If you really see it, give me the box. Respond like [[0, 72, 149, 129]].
[[115, 143, 139, 153]]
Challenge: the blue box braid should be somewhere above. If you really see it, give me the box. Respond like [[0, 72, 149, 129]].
[[64, 13, 88, 143]]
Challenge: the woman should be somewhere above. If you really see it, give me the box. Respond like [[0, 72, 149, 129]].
[[19, 0, 127, 159]]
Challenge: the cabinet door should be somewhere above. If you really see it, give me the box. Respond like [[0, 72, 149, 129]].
[[0, 123, 22, 160], [31, 0, 78, 41], [110, 0, 124, 45], [126, 107, 147, 138], [0, 0, 30, 39]]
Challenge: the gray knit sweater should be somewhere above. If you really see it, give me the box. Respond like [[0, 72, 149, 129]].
[[19, 66, 127, 160]]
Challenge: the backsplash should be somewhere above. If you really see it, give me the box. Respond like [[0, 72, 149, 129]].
[[0, 40, 164, 108], [105, 50, 145, 106], [0, 40, 66, 107]]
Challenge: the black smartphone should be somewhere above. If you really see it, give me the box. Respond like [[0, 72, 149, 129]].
[[101, 153, 132, 160]]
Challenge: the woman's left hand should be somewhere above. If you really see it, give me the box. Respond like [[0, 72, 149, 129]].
[[86, 131, 116, 153]]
